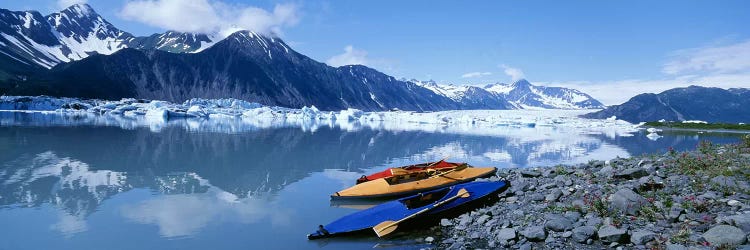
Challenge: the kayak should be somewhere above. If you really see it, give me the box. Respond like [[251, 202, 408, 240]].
[[308, 180, 510, 239], [356, 160, 465, 184], [332, 166, 497, 199]]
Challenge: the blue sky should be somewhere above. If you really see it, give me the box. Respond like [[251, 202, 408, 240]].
[[4, 0, 750, 104]]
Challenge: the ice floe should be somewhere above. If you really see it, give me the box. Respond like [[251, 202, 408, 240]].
[[0, 96, 640, 137]]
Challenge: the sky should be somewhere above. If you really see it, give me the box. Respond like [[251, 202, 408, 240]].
[[3, 0, 750, 105]]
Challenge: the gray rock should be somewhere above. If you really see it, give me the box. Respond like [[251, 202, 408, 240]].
[[598, 225, 628, 243], [545, 189, 563, 202], [572, 226, 596, 243], [521, 170, 542, 177], [562, 231, 573, 238], [597, 166, 614, 177], [614, 168, 648, 179], [665, 244, 688, 250], [469, 232, 480, 239], [724, 214, 750, 232], [458, 214, 472, 226], [521, 226, 547, 241], [610, 188, 647, 215], [702, 225, 747, 246], [531, 193, 545, 202], [712, 175, 738, 189], [630, 230, 656, 245], [440, 218, 453, 226], [564, 211, 581, 222], [497, 228, 516, 242], [668, 207, 684, 222], [425, 236, 434, 243], [476, 214, 491, 225], [545, 215, 574, 232], [519, 243, 532, 250]]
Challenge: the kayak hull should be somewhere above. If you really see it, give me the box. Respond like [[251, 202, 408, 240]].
[[308, 180, 510, 239]]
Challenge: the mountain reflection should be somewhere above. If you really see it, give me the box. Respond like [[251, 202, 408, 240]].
[[0, 112, 741, 238]]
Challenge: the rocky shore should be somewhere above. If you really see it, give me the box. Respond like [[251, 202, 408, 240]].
[[435, 136, 750, 249]]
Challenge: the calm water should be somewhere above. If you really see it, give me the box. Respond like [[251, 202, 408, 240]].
[[0, 112, 744, 250]]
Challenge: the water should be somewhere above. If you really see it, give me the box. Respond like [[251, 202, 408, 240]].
[[0, 112, 744, 249]]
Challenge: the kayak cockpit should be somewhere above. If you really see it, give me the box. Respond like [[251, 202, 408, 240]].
[[400, 188, 451, 209]]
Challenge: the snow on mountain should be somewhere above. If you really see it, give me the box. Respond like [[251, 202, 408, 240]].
[[0, 4, 224, 69], [415, 79, 604, 110], [129, 31, 218, 53]]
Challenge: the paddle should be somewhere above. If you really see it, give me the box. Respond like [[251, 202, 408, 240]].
[[428, 163, 468, 179], [372, 188, 471, 237], [389, 157, 451, 176]]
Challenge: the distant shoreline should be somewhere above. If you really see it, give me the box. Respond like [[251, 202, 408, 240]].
[[644, 121, 750, 133]]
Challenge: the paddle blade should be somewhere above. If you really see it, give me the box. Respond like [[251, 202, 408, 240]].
[[457, 188, 471, 198], [389, 168, 409, 176], [454, 164, 469, 171], [373, 220, 398, 237]]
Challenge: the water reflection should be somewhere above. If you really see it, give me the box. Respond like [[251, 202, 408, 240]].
[[0, 112, 744, 249]]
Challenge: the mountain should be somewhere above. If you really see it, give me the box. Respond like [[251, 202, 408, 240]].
[[583, 86, 750, 123], [415, 79, 604, 110], [2, 31, 459, 110], [0, 4, 603, 111], [0, 4, 134, 68]]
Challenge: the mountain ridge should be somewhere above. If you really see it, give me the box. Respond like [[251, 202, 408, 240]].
[[583, 85, 750, 123], [1, 4, 604, 112]]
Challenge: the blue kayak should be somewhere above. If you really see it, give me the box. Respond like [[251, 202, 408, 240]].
[[307, 180, 510, 239]]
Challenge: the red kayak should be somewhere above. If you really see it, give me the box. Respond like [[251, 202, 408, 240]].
[[356, 160, 465, 184]]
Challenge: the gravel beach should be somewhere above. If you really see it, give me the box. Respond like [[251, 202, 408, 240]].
[[435, 137, 750, 249]]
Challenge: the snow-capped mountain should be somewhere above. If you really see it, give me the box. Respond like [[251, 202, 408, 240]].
[[415, 79, 604, 110], [129, 31, 218, 53], [0, 4, 135, 68], [414, 80, 515, 109], [0, 4, 604, 111]]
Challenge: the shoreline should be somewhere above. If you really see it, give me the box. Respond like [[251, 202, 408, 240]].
[[648, 126, 750, 134], [434, 138, 750, 249]]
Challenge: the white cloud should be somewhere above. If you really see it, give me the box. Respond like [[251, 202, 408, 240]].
[[662, 40, 750, 75], [325, 45, 369, 67], [461, 72, 492, 78], [119, 0, 299, 36], [57, 0, 87, 9], [538, 39, 750, 106], [500, 65, 525, 82]]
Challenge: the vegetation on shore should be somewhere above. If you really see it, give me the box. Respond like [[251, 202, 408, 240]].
[[645, 121, 750, 131]]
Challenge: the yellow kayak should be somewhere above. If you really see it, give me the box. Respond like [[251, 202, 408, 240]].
[[331, 166, 497, 199]]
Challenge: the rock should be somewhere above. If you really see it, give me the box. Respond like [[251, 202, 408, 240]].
[[701, 225, 747, 246], [572, 226, 596, 243], [597, 166, 614, 177], [521, 170, 542, 178], [665, 244, 688, 250], [519, 243, 532, 250], [562, 231, 573, 238], [545, 215, 574, 232], [531, 193, 545, 202], [521, 226, 547, 241], [545, 189, 563, 202], [506, 196, 518, 203], [497, 228, 516, 242], [425, 236, 434, 243], [564, 211, 581, 222], [728, 200, 743, 206], [476, 214, 491, 225], [469, 232, 480, 239], [668, 207, 684, 223], [614, 168, 649, 179], [458, 214, 472, 226], [630, 230, 656, 245], [610, 188, 648, 215], [712, 175, 738, 189], [441, 218, 453, 227], [724, 214, 750, 232], [598, 225, 628, 243]]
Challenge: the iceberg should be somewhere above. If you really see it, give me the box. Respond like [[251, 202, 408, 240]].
[[0, 96, 640, 138]]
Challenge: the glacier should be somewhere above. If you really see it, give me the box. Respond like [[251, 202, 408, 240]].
[[0, 96, 640, 137]]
